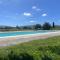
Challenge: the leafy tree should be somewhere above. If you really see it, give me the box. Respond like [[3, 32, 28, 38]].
[[16, 25, 20, 29], [23, 26, 28, 29], [42, 22, 51, 30], [34, 24, 41, 30]]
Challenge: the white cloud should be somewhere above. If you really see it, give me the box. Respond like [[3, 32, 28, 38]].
[[32, 6, 41, 11], [23, 12, 32, 16], [42, 13, 47, 17], [32, 6, 37, 9], [30, 20, 35, 23]]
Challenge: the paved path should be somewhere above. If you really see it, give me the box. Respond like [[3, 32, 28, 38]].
[[0, 31, 60, 46]]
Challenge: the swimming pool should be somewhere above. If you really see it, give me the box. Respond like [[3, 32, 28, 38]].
[[0, 30, 54, 37]]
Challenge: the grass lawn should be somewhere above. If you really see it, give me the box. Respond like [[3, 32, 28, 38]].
[[0, 36, 60, 60]]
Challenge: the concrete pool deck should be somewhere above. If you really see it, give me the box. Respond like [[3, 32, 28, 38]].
[[0, 31, 60, 46]]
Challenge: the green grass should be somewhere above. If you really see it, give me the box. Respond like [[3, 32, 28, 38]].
[[0, 36, 60, 60]]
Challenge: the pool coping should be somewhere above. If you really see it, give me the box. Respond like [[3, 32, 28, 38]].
[[0, 31, 60, 46], [0, 30, 59, 38]]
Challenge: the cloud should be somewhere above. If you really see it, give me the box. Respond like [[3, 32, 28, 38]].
[[42, 13, 47, 17], [32, 6, 41, 11], [29, 20, 35, 23], [23, 12, 32, 16], [32, 6, 37, 9]]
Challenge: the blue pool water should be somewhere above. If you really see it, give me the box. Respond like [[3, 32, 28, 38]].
[[0, 30, 54, 37]]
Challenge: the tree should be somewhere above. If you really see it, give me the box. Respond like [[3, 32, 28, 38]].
[[16, 25, 20, 29], [42, 22, 51, 30], [53, 22, 55, 28], [34, 24, 41, 30], [23, 26, 28, 29]]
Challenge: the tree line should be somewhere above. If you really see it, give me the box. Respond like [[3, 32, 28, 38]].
[[0, 22, 55, 31]]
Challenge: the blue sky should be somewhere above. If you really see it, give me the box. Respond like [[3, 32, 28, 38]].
[[0, 0, 60, 26]]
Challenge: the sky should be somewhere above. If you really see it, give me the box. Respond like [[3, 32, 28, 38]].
[[0, 0, 60, 26]]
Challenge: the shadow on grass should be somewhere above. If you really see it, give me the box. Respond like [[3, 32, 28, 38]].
[[39, 46, 60, 55], [48, 46, 60, 55], [8, 51, 34, 60], [38, 46, 60, 60], [41, 54, 52, 60]]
